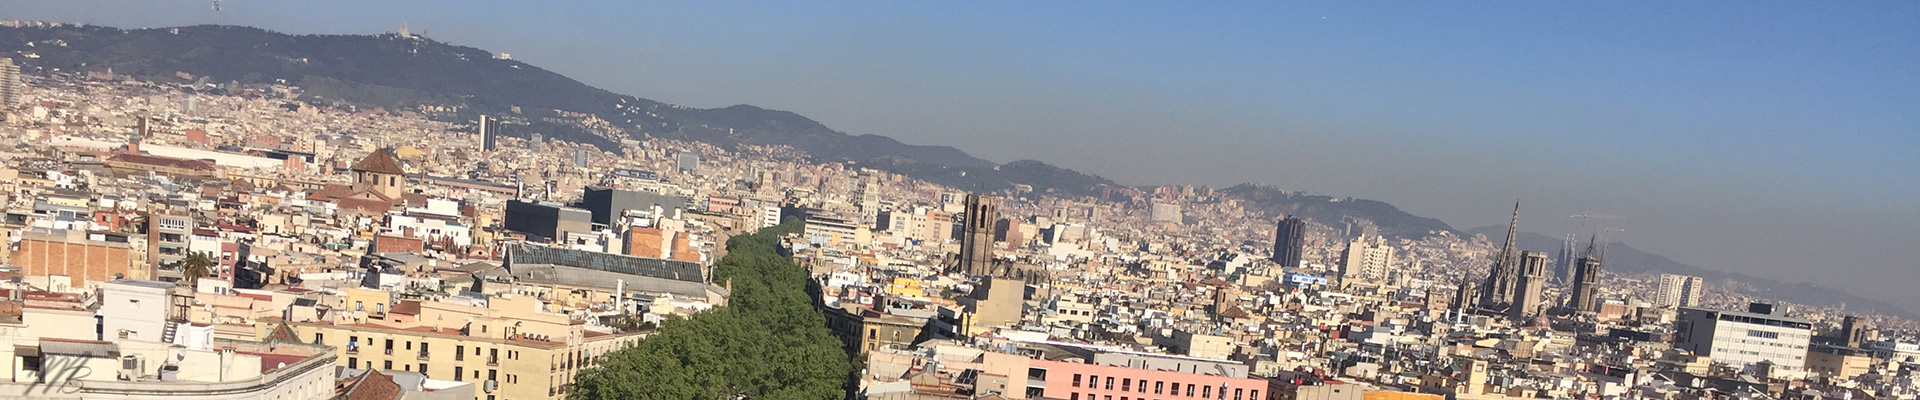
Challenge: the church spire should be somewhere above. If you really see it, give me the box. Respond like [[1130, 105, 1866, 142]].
[[1583, 234, 1603, 263], [1499, 201, 1521, 266], [1479, 201, 1524, 312]]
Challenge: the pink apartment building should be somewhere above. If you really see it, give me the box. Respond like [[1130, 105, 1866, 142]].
[[1032, 358, 1267, 400]]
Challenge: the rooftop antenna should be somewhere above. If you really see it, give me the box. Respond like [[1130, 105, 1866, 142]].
[[210, 0, 224, 25]]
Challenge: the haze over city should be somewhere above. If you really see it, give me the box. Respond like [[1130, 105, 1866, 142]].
[[7, 1, 1915, 311]]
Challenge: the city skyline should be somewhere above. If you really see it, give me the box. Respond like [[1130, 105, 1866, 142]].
[[3, 0, 1912, 313]]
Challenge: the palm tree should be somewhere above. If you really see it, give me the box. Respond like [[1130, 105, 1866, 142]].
[[180, 252, 216, 288]]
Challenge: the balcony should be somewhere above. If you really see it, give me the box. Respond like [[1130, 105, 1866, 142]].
[[417, 352, 431, 361], [486, 357, 498, 366]]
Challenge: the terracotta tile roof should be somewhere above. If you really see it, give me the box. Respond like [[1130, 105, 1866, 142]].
[[307, 184, 354, 201], [388, 300, 421, 316], [341, 369, 404, 400], [350, 148, 407, 175]]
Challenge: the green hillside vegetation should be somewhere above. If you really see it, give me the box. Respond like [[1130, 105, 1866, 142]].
[[568, 219, 850, 400]]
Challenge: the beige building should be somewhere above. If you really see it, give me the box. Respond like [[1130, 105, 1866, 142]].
[[1339, 235, 1395, 284], [282, 294, 646, 400]]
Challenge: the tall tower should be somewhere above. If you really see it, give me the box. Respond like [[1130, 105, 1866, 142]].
[[478, 115, 500, 151], [957, 194, 999, 276], [1557, 234, 1578, 285], [0, 57, 19, 109], [1478, 202, 1523, 313], [1511, 251, 1549, 318], [1271, 216, 1306, 269], [1570, 236, 1605, 313]]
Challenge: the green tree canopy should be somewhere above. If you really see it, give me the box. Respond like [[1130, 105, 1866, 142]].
[[570, 219, 848, 400]]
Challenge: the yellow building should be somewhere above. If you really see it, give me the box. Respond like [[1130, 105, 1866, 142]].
[[889, 277, 925, 297], [277, 294, 646, 400]]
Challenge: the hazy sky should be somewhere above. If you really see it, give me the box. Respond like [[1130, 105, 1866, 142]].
[[8, 1, 1918, 312]]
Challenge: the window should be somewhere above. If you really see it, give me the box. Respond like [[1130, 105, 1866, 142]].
[[1203, 385, 1211, 398], [455, 366, 464, 381], [1074, 374, 1083, 387], [348, 357, 358, 369], [1122, 378, 1131, 391], [1251, 389, 1260, 400], [420, 342, 429, 358], [419, 363, 427, 376], [1090, 375, 1098, 389], [1236, 388, 1244, 400], [385, 339, 394, 355], [1187, 384, 1195, 397], [315, 333, 324, 344], [1156, 381, 1164, 394], [1029, 368, 1048, 381], [383, 360, 393, 370], [456, 345, 465, 361], [356, 301, 365, 311], [1749, 330, 1780, 339], [1106, 377, 1114, 390], [406, 341, 412, 350], [1072, 394, 1080, 400]]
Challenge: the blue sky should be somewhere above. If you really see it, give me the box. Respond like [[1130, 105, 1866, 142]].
[[7, 1, 1918, 311]]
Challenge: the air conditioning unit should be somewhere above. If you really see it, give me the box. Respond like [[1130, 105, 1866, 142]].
[[118, 355, 141, 380]]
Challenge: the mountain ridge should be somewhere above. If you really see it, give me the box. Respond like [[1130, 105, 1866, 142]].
[[2, 22, 1902, 316]]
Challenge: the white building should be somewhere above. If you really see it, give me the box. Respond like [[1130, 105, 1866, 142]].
[[1656, 274, 1704, 308], [100, 279, 176, 343], [1675, 304, 1813, 378]]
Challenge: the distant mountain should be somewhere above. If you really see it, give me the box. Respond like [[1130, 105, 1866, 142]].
[[1461, 227, 1913, 318], [5, 23, 1897, 315], [1223, 184, 1455, 238], [0, 24, 1120, 196]]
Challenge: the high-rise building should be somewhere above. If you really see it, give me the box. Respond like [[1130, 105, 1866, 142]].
[[957, 194, 999, 276], [1676, 303, 1813, 376], [1656, 273, 1704, 308], [1511, 251, 1549, 318], [478, 114, 500, 151], [1149, 202, 1182, 223], [1478, 203, 1523, 313], [1271, 216, 1306, 269], [850, 169, 881, 212], [676, 151, 700, 173], [0, 57, 19, 108], [1338, 235, 1395, 284]]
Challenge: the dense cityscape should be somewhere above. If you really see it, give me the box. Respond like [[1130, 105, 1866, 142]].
[[0, 17, 1915, 400]]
